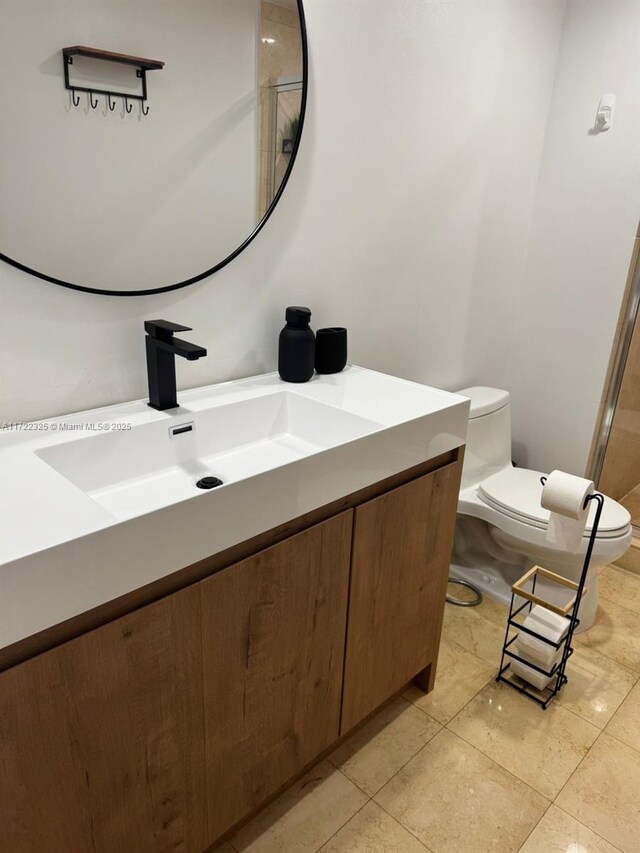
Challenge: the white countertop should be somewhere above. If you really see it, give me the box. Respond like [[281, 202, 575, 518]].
[[0, 366, 469, 650]]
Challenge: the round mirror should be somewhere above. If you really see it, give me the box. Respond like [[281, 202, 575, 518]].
[[0, 0, 307, 295]]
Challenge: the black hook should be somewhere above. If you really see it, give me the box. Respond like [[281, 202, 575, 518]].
[[141, 100, 150, 116], [88, 90, 98, 110], [107, 93, 117, 111], [124, 96, 133, 114], [70, 88, 80, 107]]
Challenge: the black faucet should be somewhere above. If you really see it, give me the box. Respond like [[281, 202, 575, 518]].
[[144, 320, 207, 411]]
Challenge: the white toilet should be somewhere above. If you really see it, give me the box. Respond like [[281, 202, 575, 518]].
[[450, 387, 632, 631]]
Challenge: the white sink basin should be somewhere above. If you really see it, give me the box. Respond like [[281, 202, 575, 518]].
[[37, 392, 382, 521], [0, 366, 470, 650]]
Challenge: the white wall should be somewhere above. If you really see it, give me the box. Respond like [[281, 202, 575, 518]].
[[0, 0, 259, 291], [0, 0, 567, 426], [507, 0, 640, 475]]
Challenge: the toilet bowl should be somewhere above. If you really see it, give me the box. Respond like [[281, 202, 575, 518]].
[[449, 387, 632, 631]]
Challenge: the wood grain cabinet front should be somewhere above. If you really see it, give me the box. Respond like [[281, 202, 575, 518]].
[[200, 510, 353, 842], [0, 585, 208, 853], [340, 462, 463, 733]]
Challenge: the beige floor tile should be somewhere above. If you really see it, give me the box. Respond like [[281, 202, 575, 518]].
[[599, 564, 640, 614], [448, 681, 599, 799], [328, 697, 440, 796], [614, 538, 640, 575], [576, 598, 640, 673], [374, 729, 548, 853], [519, 804, 620, 853], [403, 637, 495, 724], [557, 732, 640, 853], [606, 679, 640, 753], [473, 595, 510, 628], [441, 604, 505, 667], [557, 643, 637, 728], [231, 760, 368, 853], [318, 801, 430, 853]]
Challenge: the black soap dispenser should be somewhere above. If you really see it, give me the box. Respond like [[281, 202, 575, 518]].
[[278, 306, 315, 382]]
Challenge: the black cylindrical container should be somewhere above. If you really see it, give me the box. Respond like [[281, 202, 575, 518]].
[[278, 306, 315, 382], [315, 327, 348, 374]]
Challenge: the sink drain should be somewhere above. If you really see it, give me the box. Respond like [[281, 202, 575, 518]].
[[196, 476, 223, 490]]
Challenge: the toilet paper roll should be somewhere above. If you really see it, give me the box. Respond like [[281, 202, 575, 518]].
[[541, 470, 594, 519], [516, 633, 561, 670], [510, 658, 554, 692], [515, 606, 569, 669], [541, 469, 594, 552], [527, 605, 570, 642]]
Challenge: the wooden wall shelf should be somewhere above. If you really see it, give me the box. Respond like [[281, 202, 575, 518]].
[[62, 46, 164, 71], [62, 45, 164, 113]]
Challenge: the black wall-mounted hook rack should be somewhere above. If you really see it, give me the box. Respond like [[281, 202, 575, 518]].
[[63, 45, 164, 117]]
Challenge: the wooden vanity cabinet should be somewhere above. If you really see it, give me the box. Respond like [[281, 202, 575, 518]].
[[200, 511, 352, 841], [0, 451, 463, 853], [341, 461, 462, 731], [0, 586, 208, 853], [0, 513, 352, 853]]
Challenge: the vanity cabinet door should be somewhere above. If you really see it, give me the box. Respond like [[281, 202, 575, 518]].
[[341, 460, 463, 733], [0, 586, 208, 853], [200, 510, 352, 842]]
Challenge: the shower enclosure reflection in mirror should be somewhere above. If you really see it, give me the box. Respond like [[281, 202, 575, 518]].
[[0, 0, 307, 296]]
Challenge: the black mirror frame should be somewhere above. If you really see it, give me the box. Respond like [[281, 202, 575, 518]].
[[0, 0, 308, 297]]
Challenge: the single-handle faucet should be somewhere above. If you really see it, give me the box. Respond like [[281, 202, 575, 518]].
[[144, 320, 207, 410]]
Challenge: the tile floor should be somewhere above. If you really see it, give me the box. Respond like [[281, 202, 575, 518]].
[[218, 564, 640, 853], [620, 484, 640, 529]]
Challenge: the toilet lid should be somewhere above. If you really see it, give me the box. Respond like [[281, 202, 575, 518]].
[[478, 468, 631, 536]]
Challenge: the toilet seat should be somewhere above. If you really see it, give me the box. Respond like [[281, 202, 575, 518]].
[[478, 468, 630, 540], [453, 385, 633, 631]]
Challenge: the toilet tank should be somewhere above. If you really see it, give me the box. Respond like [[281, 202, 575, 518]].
[[457, 387, 512, 487]]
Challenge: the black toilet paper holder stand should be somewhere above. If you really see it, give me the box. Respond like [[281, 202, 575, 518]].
[[496, 478, 604, 709]]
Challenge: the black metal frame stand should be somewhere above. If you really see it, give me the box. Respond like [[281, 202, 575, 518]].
[[496, 483, 604, 709]]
